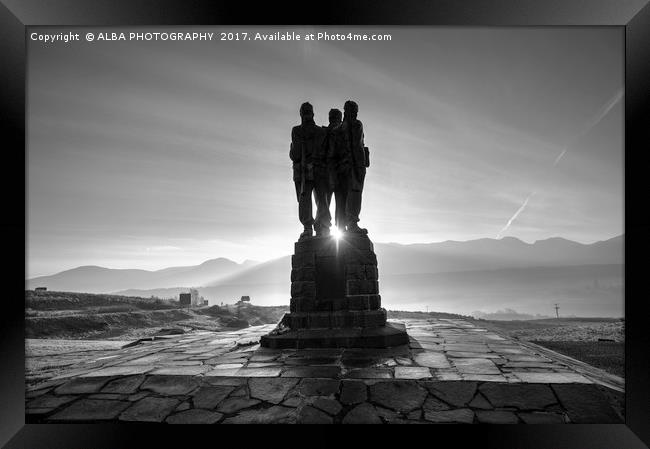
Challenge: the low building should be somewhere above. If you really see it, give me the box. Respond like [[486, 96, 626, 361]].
[[179, 293, 191, 307], [35, 287, 47, 291], [190, 288, 200, 306]]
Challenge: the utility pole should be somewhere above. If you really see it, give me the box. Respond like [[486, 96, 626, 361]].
[[554, 303, 560, 319]]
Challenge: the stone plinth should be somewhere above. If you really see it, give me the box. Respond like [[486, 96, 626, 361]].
[[260, 233, 409, 349]]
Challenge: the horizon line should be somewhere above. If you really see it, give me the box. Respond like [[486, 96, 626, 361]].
[[27, 232, 624, 278]]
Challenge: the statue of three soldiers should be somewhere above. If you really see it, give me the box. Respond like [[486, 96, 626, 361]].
[[290, 100, 370, 239]]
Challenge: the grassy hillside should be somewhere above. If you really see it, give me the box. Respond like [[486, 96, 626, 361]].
[[26, 290, 179, 311], [25, 290, 288, 340]]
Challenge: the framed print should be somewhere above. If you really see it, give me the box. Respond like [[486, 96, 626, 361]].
[[2, 0, 650, 448]]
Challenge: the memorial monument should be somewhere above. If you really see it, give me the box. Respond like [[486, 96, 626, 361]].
[[260, 101, 409, 349]]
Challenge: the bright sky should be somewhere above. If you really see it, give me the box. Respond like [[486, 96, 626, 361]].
[[27, 27, 623, 277]]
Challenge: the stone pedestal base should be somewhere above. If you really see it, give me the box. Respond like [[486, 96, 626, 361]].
[[260, 233, 409, 349], [260, 322, 409, 349]]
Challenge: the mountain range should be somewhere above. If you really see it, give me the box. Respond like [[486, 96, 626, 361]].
[[27, 235, 624, 317]]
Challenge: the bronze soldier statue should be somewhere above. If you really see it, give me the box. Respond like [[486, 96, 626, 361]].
[[290, 102, 331, 239], [323, 108, 344, 231], [337, 100, 369, 234]]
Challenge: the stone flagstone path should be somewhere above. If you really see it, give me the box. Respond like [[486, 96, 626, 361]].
[[25, 319, 624, 424]]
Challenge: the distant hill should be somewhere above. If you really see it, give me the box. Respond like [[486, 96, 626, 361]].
[[374, 234, 622, 275], [26, 258, 258, 293]]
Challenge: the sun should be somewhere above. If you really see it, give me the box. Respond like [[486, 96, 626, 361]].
[[331, 227, 343, 241]]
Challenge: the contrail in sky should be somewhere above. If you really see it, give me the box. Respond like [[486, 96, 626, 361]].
[[496, 192, 535, 239], [497, 89, 623, 239], [552, 89, 623, 167], [553, 148, 567, 166]]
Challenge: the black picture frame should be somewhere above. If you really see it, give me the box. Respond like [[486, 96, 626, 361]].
[[2, 1, 649, 447]]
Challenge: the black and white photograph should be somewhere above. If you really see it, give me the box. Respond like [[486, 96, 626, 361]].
[[20, 24, 631, 427]]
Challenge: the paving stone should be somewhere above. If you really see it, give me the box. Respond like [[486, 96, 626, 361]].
[[48, 399, 131, 422], [340, 380, 367, 405], [247, 362, 282, 368], [342, 403, 382, 424], [233, 367, 282, 377], [552, 384, 622, 423], [175, 401, 191, 412], [101, 375, 145, 394], [293, 349, 344, 358], [203, 377, 248, 386], [299, 379, 341, 396], [88, 393, 127, 400], [424, 408, 475, 423], [394, 366, 433, 379], [26, 394, 78, 412], [249, 354, 280, 362], [149, 366, 211, 375], [505, 355, 552, 363], [433, 371, 463, 381], [222, 406, 297, 424], [422, 396, 451, 411], [25, 387, 55, 399], [118, 354, 171, 365], [282, 396, 303, 407], [424, 381, 477, 407], [488, 347, 529, 355], [511, 372, 592, 383], [249, 378, 300, 404], [119, 397, 180, 422], [452, 358, 501, 374], [407, 409, 422, 420], [81, 366, 153, 377], [443, 344, 491, 353], [518, 412, 566, 424], [395, 357, 414, 366], [312, 397, 342, 415], [369, 381, 428, 413], [217, 397, 261, 414], [346, 368, 393, 379], [468, 392, 493, 410], [286, 357, 339, 366], [480, 384, 557, 409], [192, 386, 235, 409], [209, 363, 245, 369], [166, 409, 223, 424], [229, 386, 248, 397], [281, 366, 341, 378], [476, 410, 519, 424], [127, 392, 149, 402], [54, 377, 114, 395], [140, 375, 199, 395], [503, 361, 562, 369], [461, 374, 508, 382], [204, 368, 243, 376], [341, 357, 383, 368], [413, 352, 451, 369], [446, 351, 502, 359], [158, 360, 205, 366], [297, 405, 333, 424]]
